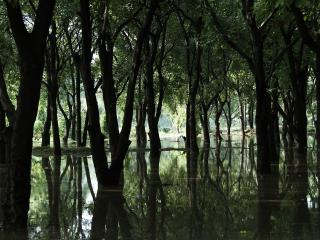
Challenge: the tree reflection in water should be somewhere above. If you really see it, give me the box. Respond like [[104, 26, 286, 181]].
[[4, 138, 320, 239], [91, 187, 132, 240]]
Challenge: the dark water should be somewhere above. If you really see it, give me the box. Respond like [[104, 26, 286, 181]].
[[1, 137, 319, 239]]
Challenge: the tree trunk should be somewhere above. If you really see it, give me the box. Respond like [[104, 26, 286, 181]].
[[98, 37, 119, 159], [42, 96, 51, 147], [75, 54, 82, 147], [188, 19, 203, 153], [238, 92, 245, 136], [136, 103, 147, 149], [144, 30, 161, 156], [82, 112, 88, 146], [248, 99, 254, 130], [50, 93, 61, 156], [57, 93, 71, 145], [70, 56, 76, 141], [249, 23, 274, 174], [5, 0, 55, 227], [80, 0, 109, 185], [225, 99, 232, 136], [315, 53, 320, 149], [200, 103, 210, 148], [47, 22, 61, 156]]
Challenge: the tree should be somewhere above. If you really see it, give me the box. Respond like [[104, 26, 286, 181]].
[[3, 0, 56, 227]]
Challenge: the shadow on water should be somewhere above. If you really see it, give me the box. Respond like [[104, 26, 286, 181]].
[[1, 137, 320, 239]]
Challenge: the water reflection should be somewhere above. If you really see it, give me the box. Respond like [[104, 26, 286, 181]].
[[91, 187, 131, 240], [2, 138, 320, 239], [146, 152, 166, 240]]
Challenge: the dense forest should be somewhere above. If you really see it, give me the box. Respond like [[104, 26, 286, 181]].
[[0, 0, 320, 239]]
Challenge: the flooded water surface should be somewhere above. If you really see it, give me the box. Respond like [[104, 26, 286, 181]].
[[1, 138, 319, 239]]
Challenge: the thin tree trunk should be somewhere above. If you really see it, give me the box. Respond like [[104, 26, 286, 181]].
[[75, 55, 82, 147], [200, 103, 210, 148], [42, 95, 51, 147]]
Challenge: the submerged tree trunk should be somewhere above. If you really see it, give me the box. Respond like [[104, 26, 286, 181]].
[[4, 0, 56, 227]]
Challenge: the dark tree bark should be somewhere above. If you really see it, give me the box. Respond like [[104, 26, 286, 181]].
[[4, 0, 56, 227], [81, 0, 159, 185], [75, 54, 82, 147], [0, 61, 14, 226], [91, 188, 132, 240], [188, 18, 203, 153], [0, 105, 5, 164], [248, 99, 254, 130], [224, 95, 232, 137], [82, 112, 88, 146], [281, 28, 308, 153], [144, 26, 162, 156], [146, 153, 165, 240], [50, 156, 61, 238], [200, 103, 210, 149], [136, 75, 147, 149], [80, 0, 109, 184], [136, 100, 147, 149], [214, 98, 225, 140], [291, 5, 320, 155], [64, 26, 82, 145], [71, 60, 76, 141], [177, 14, 203, 153], [83, 157, 95, 201], [76, 157, 83, 237], [41, 95, 51, 147], [98, 18, 119, 159], [270, 85, 280, 163], [0, 61, 15, 126], [316, 54, 320, 147], [57, 92, 71, 145], [47, 21, 61, 156], [207, 0, 277, 174], [237, 90, 246, 137]]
